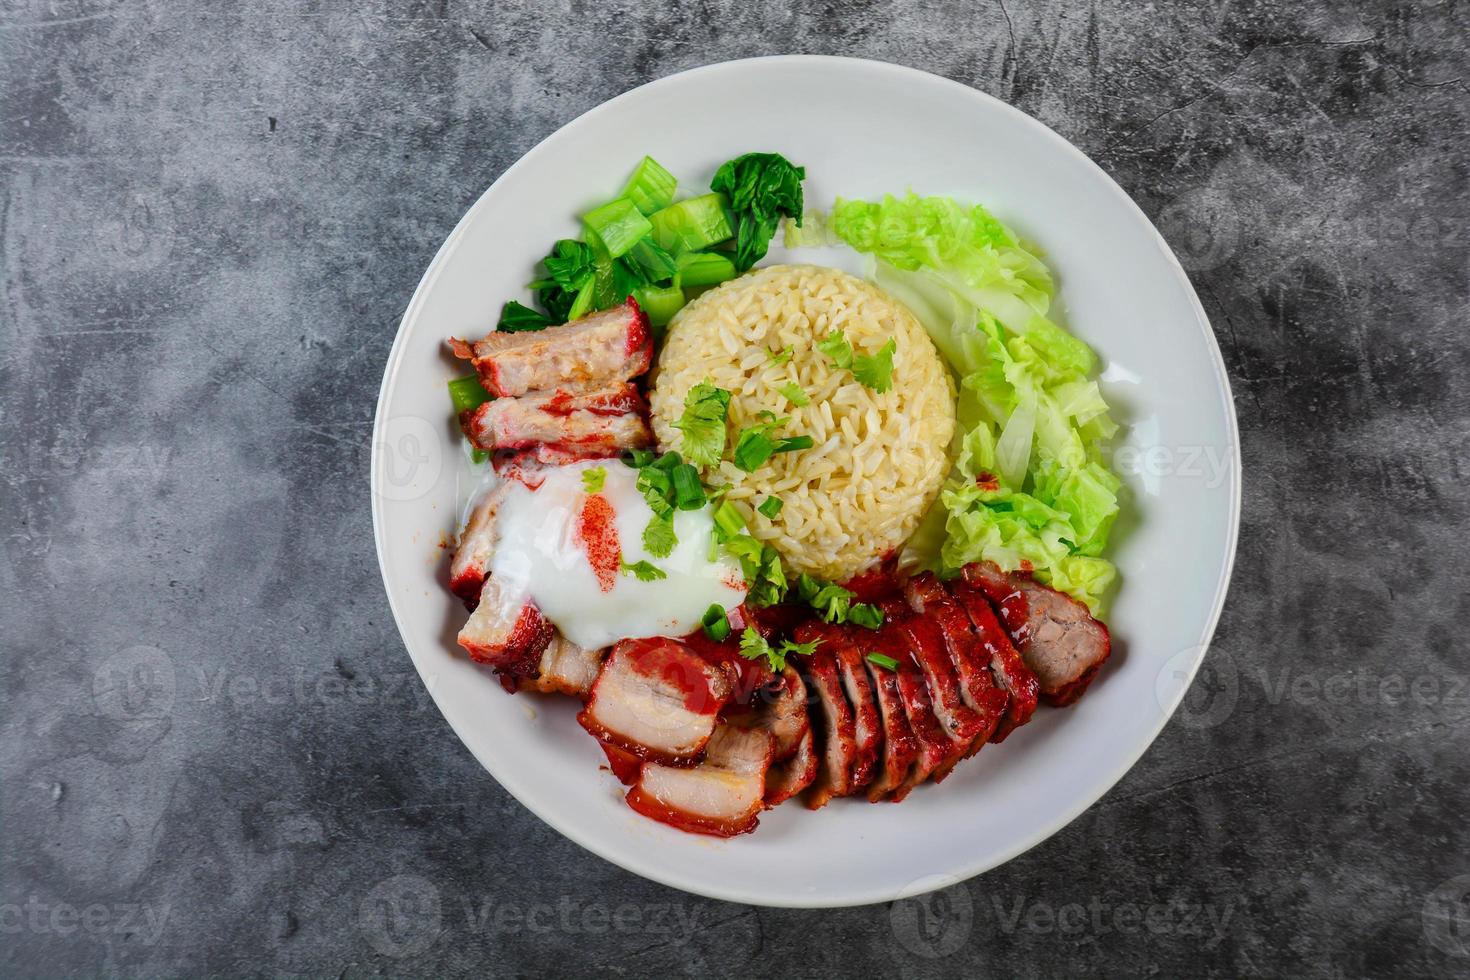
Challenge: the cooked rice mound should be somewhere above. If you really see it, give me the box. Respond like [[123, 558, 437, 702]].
[[650, 264, 955, 582]]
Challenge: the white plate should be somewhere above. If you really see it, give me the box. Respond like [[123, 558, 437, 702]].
[[371, 56, 1240, 908]]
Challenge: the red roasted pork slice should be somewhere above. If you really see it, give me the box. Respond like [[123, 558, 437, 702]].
[[733, 666, 809, 763], [905, 574, 1009, 750], [961, 562, 1113, 705], [626, 723, 774, 837], [861, 631, 919, 802], [895, 614, 991, 756], [764, 727, 818, 807], [577, 637, 732, 765], [457, 576, 554, 678], [447, 299, 653, 397], [459, 381, 653, 454], [890, 643, 956, 799], [830, 635, 882, 791], [799, 630, 859, 810], [945, 577, 1039, 739], [448, 484, 509, 602], [518, 633, 605, 698]]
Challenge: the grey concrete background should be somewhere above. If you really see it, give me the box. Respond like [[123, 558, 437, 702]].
[[2, 0, 1467, 976]]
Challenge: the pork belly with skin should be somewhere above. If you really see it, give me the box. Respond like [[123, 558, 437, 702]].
[[457, 575, 554, 679], [459, 380, 652, 455], [961, 562, 1112, 705], [448, 299, 653, 398], [577, 637, 732, 765], [448, 484, 510, 602], [626, 723, 774, 837], [519, 634, 606, 698]]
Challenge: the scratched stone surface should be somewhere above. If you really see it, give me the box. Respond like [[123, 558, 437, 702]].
[[2, 1, 1468, 976]]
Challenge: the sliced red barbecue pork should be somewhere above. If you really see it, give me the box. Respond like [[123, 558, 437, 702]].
[[798, 628, 859, 810], [518, 633, 605, 698], [626, 723, 773, 837], [894, 613, 991, 755], [457, 575, 553, 678], [577, 637, 732, 765], [861, 631, 919, 802], [905, 574, 1009, 749], [764, 727, 818, 807], [448, 484, 509, 602], [459, 381, 652, 455], [961, 562, 1112, 705], [944, 576, 1039, 739], [448, 299, 653, 398], [831, 636, 882, 791]]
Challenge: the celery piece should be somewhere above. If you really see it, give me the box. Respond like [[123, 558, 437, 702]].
[[628, 237, 678, 281], [619, 156, 678, 215], [582, 198, 653, 258], [675, 251, 737, 288], [448, 374, 492, 413], [648, 194, 734, 254], [634, 283, 685, 327]]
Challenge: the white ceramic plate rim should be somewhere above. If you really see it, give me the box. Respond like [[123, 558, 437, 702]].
[[371, 54, 1241, 908]]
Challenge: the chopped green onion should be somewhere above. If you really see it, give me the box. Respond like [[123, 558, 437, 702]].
[[774, 435, 813, 454], [624, 449, 655, 469], [619, 156, 678, 215], [675, 251, 738, 288], [757, 496, 783, 519], [621, 559, 667, 582], [648, 194, 734, 254], [671, 463, 706, 510], [581, 467, 606, 493], [777, 381, 810, 406], [448, 375, 492, 414], [712, 500, 746, 540], [582, 198, 654, 258], [866, 652, 900, 671], [470, 448, 489, 465], [653, 451, 681, 471], [701, 603, 732, 642]]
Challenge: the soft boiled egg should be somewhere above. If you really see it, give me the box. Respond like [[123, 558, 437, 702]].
[[489, 460, 747, 649]]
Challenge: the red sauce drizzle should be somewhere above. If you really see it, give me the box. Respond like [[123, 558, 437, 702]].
[[575, 493, 621, 592]]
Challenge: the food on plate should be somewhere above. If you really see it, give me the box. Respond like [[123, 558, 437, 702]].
[[437, 154, 1123, 837]]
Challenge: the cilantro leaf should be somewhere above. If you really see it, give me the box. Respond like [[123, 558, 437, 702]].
[[768, 347, 793, 366], [777, 381, 810, 406], [817, 329, 853, 369], [852, 338, 897, 393], [642, 513, 677, 558], [621, 559, 667, 582], [736, 628, 818, 672], [672, 382, 732, 467], [848, 603, 886, 630], [581, 467, 606, 493]]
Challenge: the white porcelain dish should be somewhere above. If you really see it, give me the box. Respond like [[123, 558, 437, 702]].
[[371, 55, 1240, 908]]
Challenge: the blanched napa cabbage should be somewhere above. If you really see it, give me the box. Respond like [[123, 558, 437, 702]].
[[805, 193, 1122, 615]]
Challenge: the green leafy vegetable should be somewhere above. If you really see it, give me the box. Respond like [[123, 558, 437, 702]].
[[619, 156, 678, 215], [642, 513, 677, 558], [447, 375, 492, 414], [496, 300, 556, 333], [583, 198, 654, 258], [621, 559, 667, 582], [581, 467, 606, 493], [847, 603, 886, 630], [737, 627, 819, 673], [675, 251, 738, 288], [633, 281, 685, 328], [757, 496, 783, 519], [827, 192, 1122, 614], [768, 347, 793, 366], [866, 652, 900, 671], [528, 239, 596, 321], [701, 604, 732, 642], [794, 573, 884, 628], [648, 194, 734, 254], [852, 338, 897, 393], [817, 329, 853, 369], [672, 382, 732, 467], [777, 381, 810, 406], [710, 152, 806, 272]]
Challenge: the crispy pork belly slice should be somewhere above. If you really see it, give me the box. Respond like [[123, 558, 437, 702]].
[[448, 484, 509, 602], [577, 637, 732, 765], [626, 724, 773, 837], [447, 299, 653, 397], [457, 576, 553, 678], [946, 577, 1039, 739], [800, 636, 859, 810], [460, 382, 652, 454], [891, 651, 955, 800], [962, 562, 1113, 705], [519, 633, 605, 698], [492, 444, 594, 489], [895, 614, 990, 755], [862, 634, 919, 802], [764, 726, 818, 807], [831, 637, 882, 791], [905, 574, 1007, 751]]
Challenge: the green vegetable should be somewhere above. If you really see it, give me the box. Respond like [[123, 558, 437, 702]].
[[757, 496, 783, 519], [529, 239, 597, 321], [847, 603, 886, 630], [633, 282, 685, 327], [565, 279, 596, 321], [777, 381, 809, 406], [448, 375, 492, 414], [737, 627, 819, 673], [621, 559, 667, 582], [628, 237, 678, 281], [768, 347, 793, 366], [852, 338, 897, 393], [642, 513, 677, 558], [648, 194, 734, 254], [672, 382, 731, 467], [675, 251, 738, 288], [619, 156, 678, 215], [817, 329, 853, 369], [581, 467, 606, 493], [829, 193, 1122, 614], [701, 604, 732, 642], [711, 499, 746, 540], [496, 300, 556, 333], [671, 463, 706, 510], [583, 198, 653, 258], [866, 652, 900, 671], [793, 573, 883, 628], [732, 412, 809, 472], [710, 152, 806, 272]]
